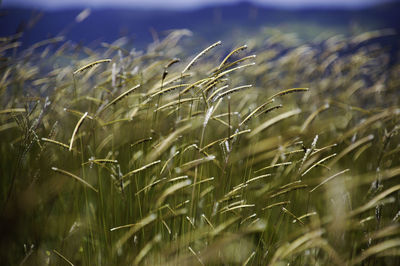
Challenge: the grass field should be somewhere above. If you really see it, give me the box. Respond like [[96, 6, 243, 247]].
[[1, 26, 400, 265]]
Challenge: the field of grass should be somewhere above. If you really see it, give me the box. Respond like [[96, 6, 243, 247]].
[[1, 27, 400, 265]]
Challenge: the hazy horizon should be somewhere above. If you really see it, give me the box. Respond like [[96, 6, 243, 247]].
[[2, 0, 398, 10]]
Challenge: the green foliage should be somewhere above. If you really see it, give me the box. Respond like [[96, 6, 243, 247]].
[[1, 28, 399, 265]]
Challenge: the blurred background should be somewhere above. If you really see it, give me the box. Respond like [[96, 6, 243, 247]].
[[1, 1, 400, 265], [1, 0, 400, 50]]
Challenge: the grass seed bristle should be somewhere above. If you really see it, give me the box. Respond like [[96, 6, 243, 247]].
[[268, 88, 309, 100], [73, 59, 111, 75], [51, 167, 98, 193], [182, 40, 222, 73], [217, 44, 248, 70], [69, 112, 88, 151]]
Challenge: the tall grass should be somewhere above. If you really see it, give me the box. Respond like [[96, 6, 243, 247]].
[[0, 28, 399, 265]]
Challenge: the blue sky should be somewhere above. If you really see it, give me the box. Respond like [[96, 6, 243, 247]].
[[2, 0, 396, 9]]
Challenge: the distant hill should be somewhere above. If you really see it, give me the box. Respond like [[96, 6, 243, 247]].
[[1, 1, 399, 50]]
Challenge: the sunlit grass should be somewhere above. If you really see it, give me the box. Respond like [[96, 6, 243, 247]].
[[0, 27, 399, 265]]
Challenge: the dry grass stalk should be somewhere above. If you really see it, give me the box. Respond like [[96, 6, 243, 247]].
[[182, 41, 222, 73], [69, 112, 88, 151], [51, 167, 98, 193], [73, 59, 111, 75]]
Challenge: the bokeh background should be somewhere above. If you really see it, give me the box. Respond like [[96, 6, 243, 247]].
[[1, 1, 400, 265], [1, 0, 400, 51]]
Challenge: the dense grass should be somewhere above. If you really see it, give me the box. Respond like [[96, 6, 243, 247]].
[[1, 28, 400, 265]]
